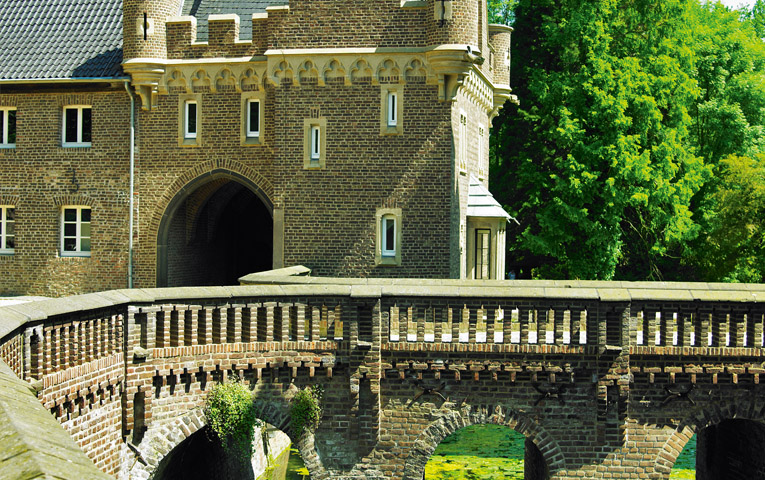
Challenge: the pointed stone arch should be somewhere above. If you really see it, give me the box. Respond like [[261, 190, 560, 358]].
[[401, 403, 565, 480]]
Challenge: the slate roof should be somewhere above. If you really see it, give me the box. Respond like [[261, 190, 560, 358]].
[[0, 0, 123, 81], [467, 175, 515, 221], [181, 0, 288, 41]]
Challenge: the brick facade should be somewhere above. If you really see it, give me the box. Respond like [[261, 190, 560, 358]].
[[1, 0, 514, 296]]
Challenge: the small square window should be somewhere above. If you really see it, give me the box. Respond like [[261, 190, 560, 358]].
[[62, 106, 91, 147], [60, 206, 91, 257], [0, 109, 16, 148], [0, 206, 15, 254], [184, 101, 197, 139]]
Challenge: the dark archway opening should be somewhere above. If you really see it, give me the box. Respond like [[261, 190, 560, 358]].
[[695, 419, 765, 480], [153, 426, 254, 480], [425, 424, 549, 480], [162, 177, 272, 287]]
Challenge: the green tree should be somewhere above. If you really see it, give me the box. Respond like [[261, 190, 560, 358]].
[[488, 0, 517, 25], [491, 0, 707, 280], [693, 154, 765, 282], [680, 1, 765, 280]]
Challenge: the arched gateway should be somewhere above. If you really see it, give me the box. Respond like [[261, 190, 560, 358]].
[[156, 168, 274, 287]]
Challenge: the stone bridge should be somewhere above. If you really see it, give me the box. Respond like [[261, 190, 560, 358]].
[[2, 276, 765, 479]]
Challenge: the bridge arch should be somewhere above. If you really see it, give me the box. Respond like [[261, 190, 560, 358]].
[[127, 398, 329, 480], [402, 403, 565, 480], [655, 393, 765, 478], [153, 162, 275, 287]]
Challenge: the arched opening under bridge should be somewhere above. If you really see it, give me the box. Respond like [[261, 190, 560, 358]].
[[669, 419, 765, 480], [152, 423, 296, 480], [424, 424, 549, 480], [157, 171, 273, 287]]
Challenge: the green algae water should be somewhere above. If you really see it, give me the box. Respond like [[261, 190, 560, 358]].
[[425, 424, 525, 480], [257, 446, 311, 480], [669, 434, 696, 480]]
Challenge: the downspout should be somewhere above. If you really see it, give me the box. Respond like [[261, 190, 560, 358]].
[[124, 80, 136, 288]]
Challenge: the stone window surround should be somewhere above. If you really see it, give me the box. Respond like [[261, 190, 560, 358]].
[[60, 205, 91, 258], [178, 94, 202, 147], [62, 105, 92, 148], [303, 117, 327, 169], [0, 107, 16, 148], [380, 85, 403, 136], [0, 205, 14, 255], [241, 91, 265, 146], [375, 207, 402, 266], [458, 110, 467, 174], [478, 125, 486, 180]]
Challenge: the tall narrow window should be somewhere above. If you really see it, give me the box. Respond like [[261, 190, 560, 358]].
[[184, 101, 197, 139], [311, 125, 321, 160], [387, 92, 397, 127], [459, 113, 467, 172], [247, 99, 260, 138], [478, 126, 486, 179], [304, 117, 326, 169], [475, 229, 491, 279], [0, 206, 15, 255], [382, 215, 396, 257], [376, 208, 402, 265], [61, 206, 91, 257], [62, 106, 92, 147], [0, 108, 16, 147]]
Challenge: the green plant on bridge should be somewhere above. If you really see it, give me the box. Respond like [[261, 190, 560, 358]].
[[290, 385, 323, 438], [203, 376, 262, 463]]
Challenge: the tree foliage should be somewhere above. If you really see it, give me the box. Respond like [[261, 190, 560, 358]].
[[492, 0, 707, 280], [491, 0, 765, 281]]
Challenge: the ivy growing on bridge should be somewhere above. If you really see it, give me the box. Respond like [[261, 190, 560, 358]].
[[203, 376, 262, 463], [290, 385, 324, 439]]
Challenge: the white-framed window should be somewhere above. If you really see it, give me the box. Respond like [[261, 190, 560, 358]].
[[303, 117, 326, 169], [60, 206, 91, 257], [375, 208, 402, 265], [387, 92, 397, 127], [311, 125, 321, 160], [381, 215, 396, 257], [0, 108, 16, 148], [62, 106, 92, 147], [246, 99, 260, 138], [184, 100, 197, 139], [380, 86, 403, 135], [241, 92, 265, 146], [0, 206, 15, 254]]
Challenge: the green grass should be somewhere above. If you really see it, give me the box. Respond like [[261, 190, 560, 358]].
[[669, 434, 696, 480], [426, 425, 697, 480], [425, 424, 525, 480]]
